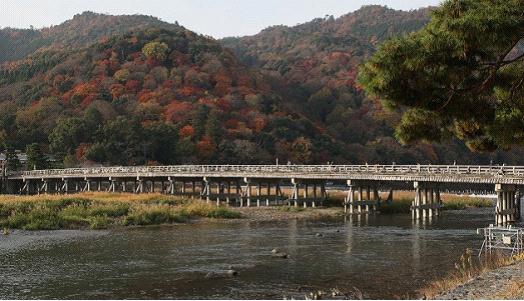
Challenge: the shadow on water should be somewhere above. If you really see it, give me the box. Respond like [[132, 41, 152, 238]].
[[0, 208, 495, 299]]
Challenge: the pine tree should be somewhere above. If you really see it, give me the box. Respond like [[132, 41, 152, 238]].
[[358, 0, 524, 152], [26, 143, 48, 170], [5, 147, 21, 171]]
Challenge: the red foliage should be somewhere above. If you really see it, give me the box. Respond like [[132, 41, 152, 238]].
[[196, 137, 216, 159], [110, 84, 125, 100], [164, 101, 193, 123], [162, 80, 175, 89], [75, 143, 91, 161], [125, 80, 141, 93], [178, 86, 202, 98], [179, 125, 195, 138], [80, 95, 95, 109], [146, 57, 159, 68], [252, 117, 267, 133], [213, 72, 232, 95], [225, 119, 239, 129], [138, 90, 154, 103]]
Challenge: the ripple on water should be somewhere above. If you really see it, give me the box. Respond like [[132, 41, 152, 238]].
[[0, 208, 493, 299]]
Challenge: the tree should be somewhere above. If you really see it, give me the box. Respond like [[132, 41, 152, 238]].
[[142, 42, 170, 61], [26, 143, 48, 170], [49, 117, 86, 155], [290, 137, 313, 163], [358, 0, 524, 152], [205, 110, 223, 145], [4, 146, 21, 171]]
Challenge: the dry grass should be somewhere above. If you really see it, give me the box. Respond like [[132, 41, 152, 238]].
[[0, 192, 176, 203], [324, 190, 492, 214], [488, 280, 524, 299], [420, 251, 524, 299]]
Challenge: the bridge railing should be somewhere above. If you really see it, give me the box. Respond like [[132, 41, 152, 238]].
[[9, 164, 524, 178]]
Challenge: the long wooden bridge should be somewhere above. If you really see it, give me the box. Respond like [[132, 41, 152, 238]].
[[1, 164, 523, 225]]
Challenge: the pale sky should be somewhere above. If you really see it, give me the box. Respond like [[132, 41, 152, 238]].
[[0, 0, 441, 38]]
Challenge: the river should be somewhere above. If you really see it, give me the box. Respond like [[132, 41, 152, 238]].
[[0, 208, 501, 299]]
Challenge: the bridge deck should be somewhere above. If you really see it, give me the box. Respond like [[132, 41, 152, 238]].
[[6, 164, 524, 185]]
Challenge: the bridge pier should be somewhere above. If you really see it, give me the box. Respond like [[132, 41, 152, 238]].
[[345, 180, 380, 215], [412, 182, 441, 220], [495, 184, 519, 225]]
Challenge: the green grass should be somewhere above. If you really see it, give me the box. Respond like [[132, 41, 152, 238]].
[[0, 193, 241, 230]]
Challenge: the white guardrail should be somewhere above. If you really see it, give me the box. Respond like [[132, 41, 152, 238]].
[[9, 164, 524, 178]]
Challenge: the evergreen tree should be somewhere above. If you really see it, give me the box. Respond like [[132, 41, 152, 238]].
[[4, 147, 21, 171], [205, 110, 223, 145], [358, 0, 524, 152], [26, 143, 48, 170]]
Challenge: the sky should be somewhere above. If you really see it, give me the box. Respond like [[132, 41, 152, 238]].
[[0, 0, 441, 38]]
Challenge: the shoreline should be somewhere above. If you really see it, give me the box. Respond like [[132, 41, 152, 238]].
[[432, 259, 524, 299], [0, 191, 493, 231]]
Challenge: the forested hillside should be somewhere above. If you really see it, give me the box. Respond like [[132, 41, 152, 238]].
[[0, 12, 179, 63], [0, 7, 522, 168], [221, 5, 524, 165], [0, 17, 333, 166]]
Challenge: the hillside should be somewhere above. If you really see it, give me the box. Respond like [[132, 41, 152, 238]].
[[0, 18, 337, 166], [221, 5, 524, 165], [0, 12, 180, 63], [1, 7, 524, 168]]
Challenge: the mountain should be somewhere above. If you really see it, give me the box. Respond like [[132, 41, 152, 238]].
[[1, 7, 523, 167], [221, 5, 524, 164], [0, 12, 180, 63], [0, 14, 331, 166]]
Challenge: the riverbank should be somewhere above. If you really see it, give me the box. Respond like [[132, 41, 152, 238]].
[[0, 191, 493, 230], [422, 252, 524, 300]]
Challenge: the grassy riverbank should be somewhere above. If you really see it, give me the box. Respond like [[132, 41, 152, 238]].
[[0, 193, 241, 230]]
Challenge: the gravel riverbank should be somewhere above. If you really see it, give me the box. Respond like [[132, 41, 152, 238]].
[[434, 260, 524, 300]]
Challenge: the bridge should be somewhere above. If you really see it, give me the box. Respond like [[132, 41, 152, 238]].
[[1, 164, 523, 225]]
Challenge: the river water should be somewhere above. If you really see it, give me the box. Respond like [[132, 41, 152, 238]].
[[0, 208, 500, 299]]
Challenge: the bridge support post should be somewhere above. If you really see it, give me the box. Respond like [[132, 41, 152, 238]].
[[256, 182, 261, 207], [345, 182, 354, 214], [136, 179, 144, 194], [346, 180, 380, 215], [412, 182, 441, 220], [291, 178, 299, 207], [84, 179, 91, 192], [203, 178, 210, 203], [495, 184, 517, 225], [245, 178, 251, 207], [62, 179, 69, 194]]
